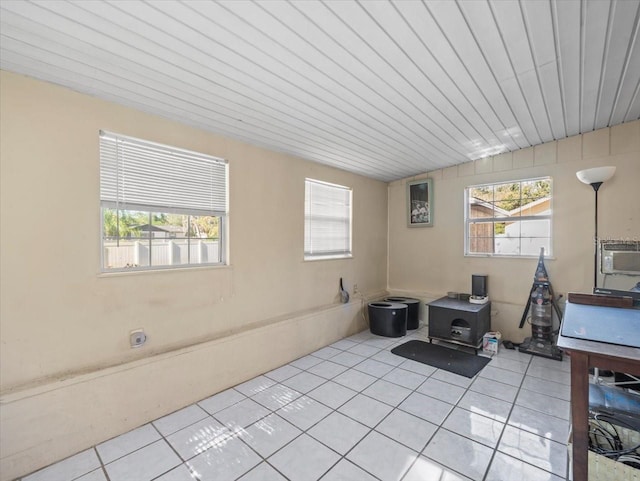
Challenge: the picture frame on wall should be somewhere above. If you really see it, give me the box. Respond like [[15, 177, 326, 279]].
[[407, 178, 433, 227]]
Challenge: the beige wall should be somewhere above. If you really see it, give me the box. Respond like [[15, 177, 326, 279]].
[[388, 121, 640, 342], [0, 71, 388, 479]]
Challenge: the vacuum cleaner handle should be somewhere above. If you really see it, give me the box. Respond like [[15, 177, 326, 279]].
[[519, 285, 535, 328]]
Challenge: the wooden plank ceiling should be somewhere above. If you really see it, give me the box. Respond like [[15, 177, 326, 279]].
[[1, 0, 639, 181]]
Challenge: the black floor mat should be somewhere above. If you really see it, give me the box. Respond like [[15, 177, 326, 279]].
[[391, 340, 491, 378]]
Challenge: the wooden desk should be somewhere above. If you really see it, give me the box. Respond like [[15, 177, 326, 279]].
[[557, 304, 640, 481]]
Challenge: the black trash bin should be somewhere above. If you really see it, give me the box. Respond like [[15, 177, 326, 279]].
[[384, 297, 420, 330], [368, 302, 407, 337]]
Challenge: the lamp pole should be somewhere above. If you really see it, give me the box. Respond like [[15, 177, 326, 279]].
[[576, 166, 615, 293], [591, 182, 603, 291]]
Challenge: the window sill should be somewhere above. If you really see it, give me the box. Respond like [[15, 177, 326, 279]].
[[464, 254, 556, 260], [98, 264, 231, 277], [304, 255, 353, 262]]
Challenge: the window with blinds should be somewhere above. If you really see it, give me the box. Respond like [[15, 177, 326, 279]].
[[99, 131, 228, 271], [304, 178, 352, 260]]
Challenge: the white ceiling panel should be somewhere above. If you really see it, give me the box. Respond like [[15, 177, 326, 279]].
[[452, 1, 529, 151], [1, 0, 638, 181], [598, 0, 640, 127], [365, 1, 502, 149], [445, 0, 542, 148], [521, 0, 566, 140], [553, 0, 582, 137], [581, 0, 613, 133]]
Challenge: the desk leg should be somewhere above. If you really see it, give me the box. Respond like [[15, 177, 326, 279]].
[[570, 351, 589, 481]]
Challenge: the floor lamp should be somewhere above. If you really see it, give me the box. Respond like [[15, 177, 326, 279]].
[[576, 166, 616, 292]]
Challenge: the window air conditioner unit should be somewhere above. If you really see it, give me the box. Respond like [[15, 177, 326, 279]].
[[601, 240, 640, 275]]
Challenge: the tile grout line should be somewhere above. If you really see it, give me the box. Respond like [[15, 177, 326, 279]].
[[481, 352, 571, 481], [313, 331, 476, 481], [93, 447, 112, 481], [179, 335, 383, 480], [253, 332, 422, 481], [149, 421, 195, 481], [404, 350, 495, 481], [228, 334, 393, 481], [480, 351, 533, 481], [311, 330, 431, 481]]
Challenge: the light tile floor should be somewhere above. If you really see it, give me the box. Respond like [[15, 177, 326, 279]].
[[21, 326, 572, 481]]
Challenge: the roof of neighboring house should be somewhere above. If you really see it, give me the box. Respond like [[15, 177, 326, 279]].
[[469, 197, 510, 217], [470, 196, 551, 218], [508, 197, 550, 216], [132, 224, 186, 233]]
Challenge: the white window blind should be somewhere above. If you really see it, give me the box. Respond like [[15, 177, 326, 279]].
[[305, 179, 352, 259], [100, 131, 227, 216]]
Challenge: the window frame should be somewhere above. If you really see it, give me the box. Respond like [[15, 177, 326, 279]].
[[304, 178, 353, 261], [99, 131, 228, 272], [464, 176, 553, 258]]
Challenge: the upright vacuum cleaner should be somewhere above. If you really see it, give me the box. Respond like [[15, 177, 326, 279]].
[[518, 248, 563, 361]]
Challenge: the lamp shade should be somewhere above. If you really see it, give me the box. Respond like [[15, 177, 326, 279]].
[[576, 166, 616, 185]]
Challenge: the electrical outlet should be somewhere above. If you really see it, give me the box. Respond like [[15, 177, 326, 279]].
[[130, 329, 146, 348], [353, 283, 358, 294]]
